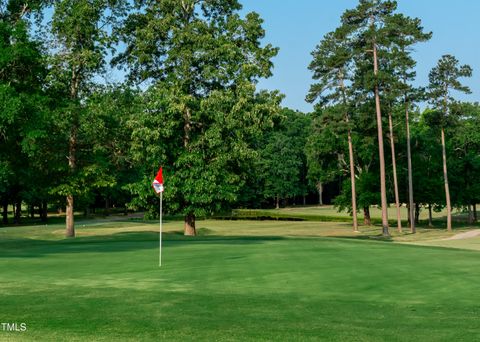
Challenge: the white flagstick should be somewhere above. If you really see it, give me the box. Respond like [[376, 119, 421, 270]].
[[159, 191, 163, 267]]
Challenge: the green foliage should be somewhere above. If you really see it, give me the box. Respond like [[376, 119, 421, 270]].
[[305, 106, 347, 187], [257, 108, 310, 205], [428, 55, 473, 117], [448, 103, 480, 207], [116, 0, 282, 219], [0, 6, 51, 218], [0, 0, 478, 228]]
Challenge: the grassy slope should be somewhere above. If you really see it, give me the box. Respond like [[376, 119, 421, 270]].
[[1, 220, 480, 341]]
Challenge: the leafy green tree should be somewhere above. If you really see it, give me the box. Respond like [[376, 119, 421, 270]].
[[47, 0, 127, 236], [115, 0, 281, 235], [428, 54, 472, 231], [71, 85, 141, 215], [449, 102, 480, 224], [258, 108, 309, 208], [0, 1, 48, 223], [411, 110, 443, 226], [305, 107, 345, 208]]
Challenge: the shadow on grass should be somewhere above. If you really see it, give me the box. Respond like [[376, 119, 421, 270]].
[[0, 229, 285, 259]]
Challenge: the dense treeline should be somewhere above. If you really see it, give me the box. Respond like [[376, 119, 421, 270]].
[[0, 0, 478, 237]]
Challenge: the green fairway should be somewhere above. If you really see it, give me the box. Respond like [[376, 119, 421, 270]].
[[234, 205, 468, 224], [1, 220, 480, 341]]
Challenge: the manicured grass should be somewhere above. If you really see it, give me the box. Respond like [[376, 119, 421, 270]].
[[1, 220, 480, 341], [234, 205, 471, 225]]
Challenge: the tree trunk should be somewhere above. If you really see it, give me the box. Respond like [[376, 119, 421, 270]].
[[40, 201, 47, 223], [66, 68, 79, 237], [182, 106, 196, 236], [105, 197, 110, 216], [66, 195, 75, 237], [363, 206, 371, 226], [317, 182, 323, 206], [474, 203, 478, 223], [405, 101, 415, 233], [275, 195, 280, 209], [388, 111, 402, 233], [468, 204, 473, 225], [30, 205, 35, 219], [415, 203, 420, 225], [428, 203, 433, 227], [441, 128, 452, 231], [14, 200, 21, 224], [303, 195, 306, 206], [184, 213, 196, 236], [373, 39, 389, 236], [340, 79, 359, 232], [348, 128, 359, 232], [407, 203, 411, 227], [2, 200, 8, 224]]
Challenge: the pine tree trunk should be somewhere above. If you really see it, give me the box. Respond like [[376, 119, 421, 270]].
[[441, 128, 452, 231], [405, 101, 416, 233], [14, 200, 21, 224], [340, 80, 359, 232], [13, 204, 17, 224], [428, 203, 433, 227], [13, 200, 22, 224], [415, 203, 420, 225], [41, 201, 47, 223], [66, 195, 75, 237], [347, 128, 359, 232], [317, 182, 323, 206], [364, 206, 371, 226], [184, 213, 196, 236], [468, 204, 473, 225], [474, 203, 478, 223], [388, 112, 402, 233], [182, 106, 196, 236], [373, 40, 389, 236], [275, 195, 280, 209], [2, 200, 8, 224], [105, 197, 110, 216], [407, 203, 411, 227]]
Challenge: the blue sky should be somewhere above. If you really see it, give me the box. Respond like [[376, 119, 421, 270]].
[[241, 0, 480, 113]]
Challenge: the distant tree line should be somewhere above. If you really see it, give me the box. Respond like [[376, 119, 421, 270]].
[[0, 0, 478, 237]]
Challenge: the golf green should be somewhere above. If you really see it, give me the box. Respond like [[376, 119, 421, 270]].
[[1, 222, 480, 341]]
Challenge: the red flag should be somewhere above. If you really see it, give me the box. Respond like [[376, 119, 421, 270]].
[[152, 167, 164, 194]]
